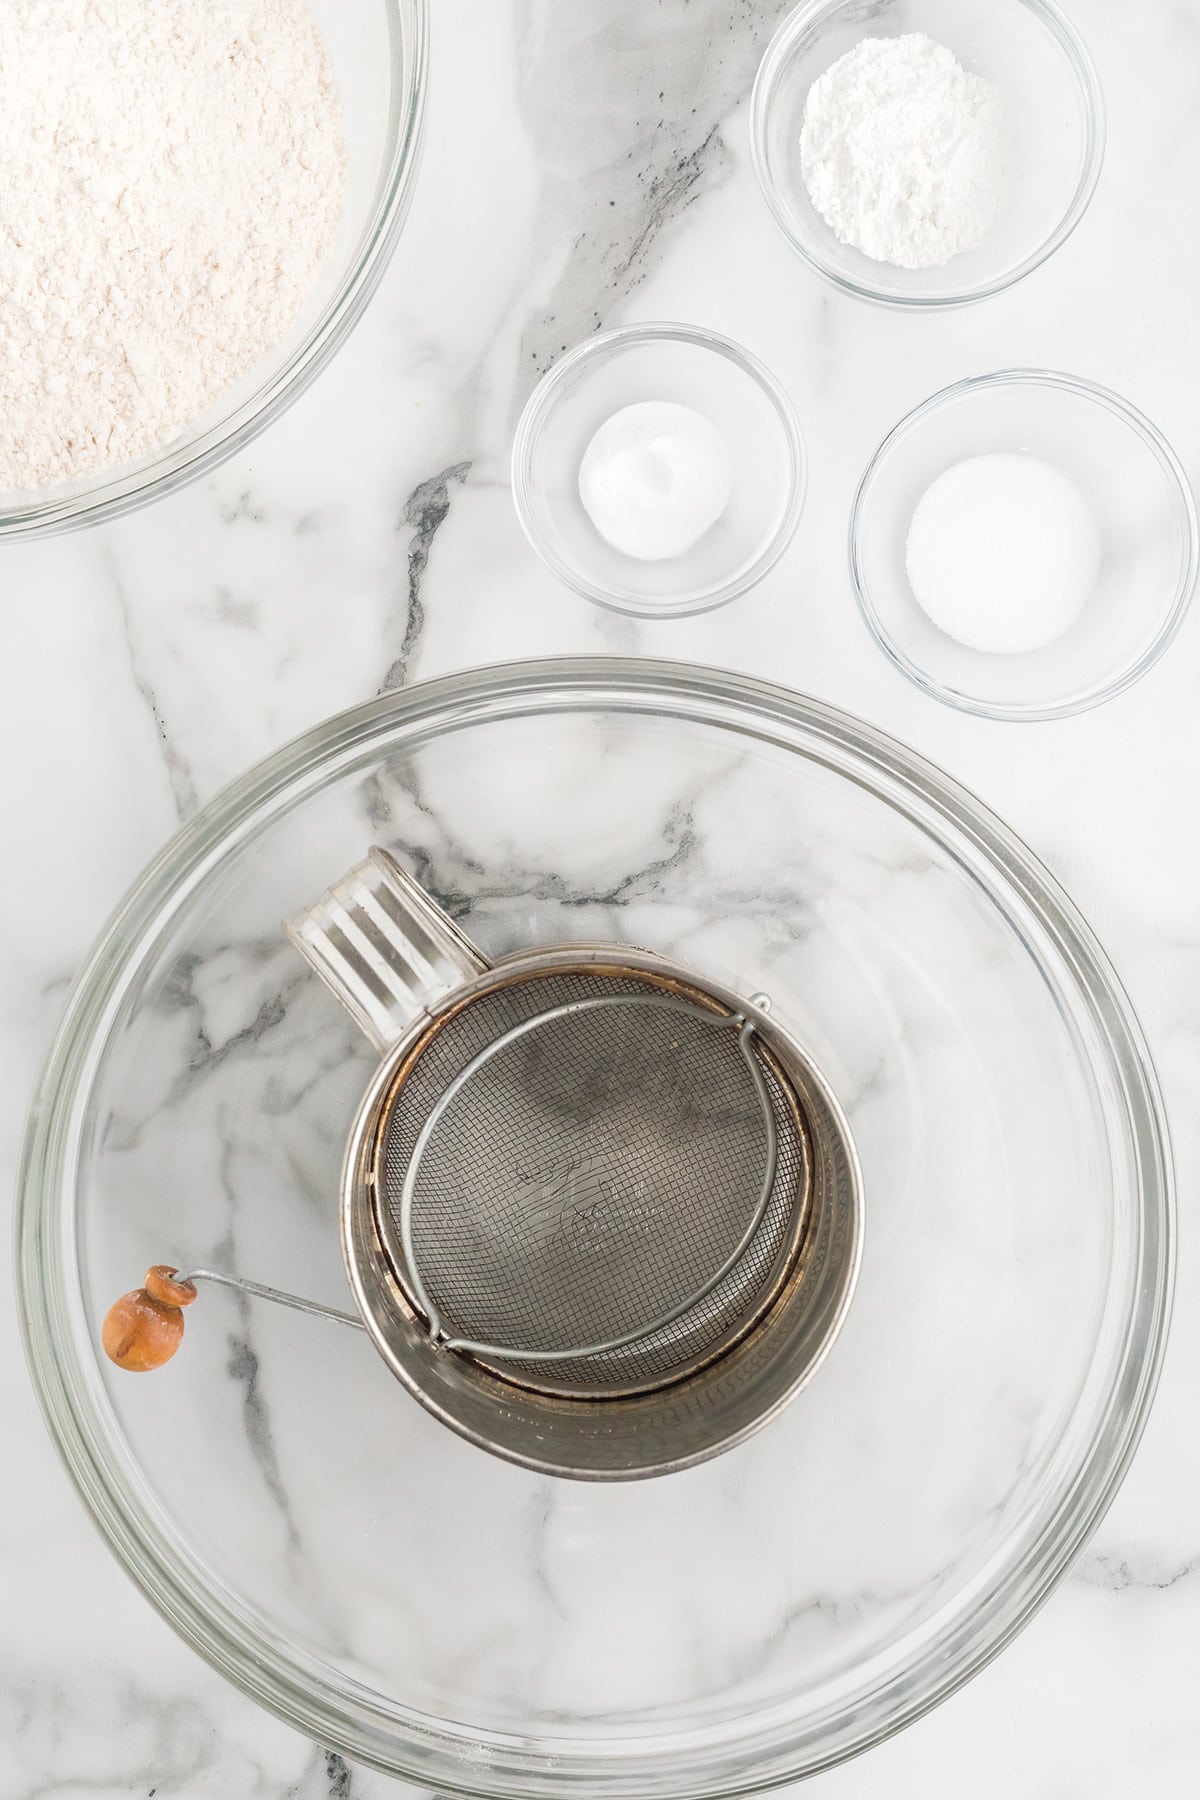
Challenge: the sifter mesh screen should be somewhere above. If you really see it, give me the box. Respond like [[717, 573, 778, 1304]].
[[376, 968, 810, 1397]]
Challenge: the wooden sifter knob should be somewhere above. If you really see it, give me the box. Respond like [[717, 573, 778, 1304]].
[[102, 1265, 198, 1371]]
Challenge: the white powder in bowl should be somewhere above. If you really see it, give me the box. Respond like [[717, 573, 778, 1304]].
[[0, 0, 346, 491], [905, 453, 1102, 655], [578, 402, 733, 561], [800, 34, 1009, 271]]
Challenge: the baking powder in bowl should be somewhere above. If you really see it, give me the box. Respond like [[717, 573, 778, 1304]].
[[578, 402, 733, 561], [0, 0, 346, 490]]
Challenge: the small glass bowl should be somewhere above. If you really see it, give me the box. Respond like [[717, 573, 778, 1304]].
[[850, 371, 1198, 721], [750, 0, 1104, 309], [511, 323, 805, 618]]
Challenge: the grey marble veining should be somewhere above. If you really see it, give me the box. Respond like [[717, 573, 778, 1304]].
[[4, 0, 1200, 1795], [511, 1, 795, 386]]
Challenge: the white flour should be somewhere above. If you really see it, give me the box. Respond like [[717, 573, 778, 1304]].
[[800, 34, 1008, 271], [0, 0, 345, 491]]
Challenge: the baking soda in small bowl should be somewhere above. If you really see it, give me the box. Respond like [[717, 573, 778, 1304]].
[[510, 322, 806, 618], [578, 402, 734, 562], [905, 453, 1102, 654]]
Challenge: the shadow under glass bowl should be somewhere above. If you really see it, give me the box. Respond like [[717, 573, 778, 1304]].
[[850, 370, 1198, 720], [18, 658, 1172, 1797], [0, 0, 427, 542], [751, 0, 1104, 309]]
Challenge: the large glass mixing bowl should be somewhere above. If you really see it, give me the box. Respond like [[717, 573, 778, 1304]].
[[0, 0, 426, 541], [18, 660, 1171, 1796]]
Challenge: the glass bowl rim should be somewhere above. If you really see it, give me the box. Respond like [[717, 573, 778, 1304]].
[[848, 367, 1200, 721], [17, 656, 1173, 1796], [510, 323, 807, 618], [0, 0, 429, 543], [748, 0, 1106, 311]]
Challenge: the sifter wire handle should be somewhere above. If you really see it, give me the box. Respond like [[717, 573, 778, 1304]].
[[101, 1265, 363, 1371]]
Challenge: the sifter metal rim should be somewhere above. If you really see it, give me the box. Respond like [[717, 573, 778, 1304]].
[[392, 988, 779, 1364], [357, 951, 818, 1399]]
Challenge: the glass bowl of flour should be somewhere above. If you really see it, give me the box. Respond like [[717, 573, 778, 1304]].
[[0, 0, 426, 540], [849, 370, 1199, 719], [511, 323, 806, 618], [750, 0, 1103, 308]]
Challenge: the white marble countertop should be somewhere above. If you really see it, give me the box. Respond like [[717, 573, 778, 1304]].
[[4, 1, 1199, 1794]]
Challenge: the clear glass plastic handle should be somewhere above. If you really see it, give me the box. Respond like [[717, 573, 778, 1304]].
[[284, 847, 491, 1051]]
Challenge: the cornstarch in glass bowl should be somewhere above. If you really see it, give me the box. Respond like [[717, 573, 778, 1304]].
[[800, 34, 1009, 270]]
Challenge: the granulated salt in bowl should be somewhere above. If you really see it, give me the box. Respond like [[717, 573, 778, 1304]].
[[750, 0, 1104, 307], [904, 453, 1102, 654], [0, 0, 427, 538], [849, 370, 1198, 720]]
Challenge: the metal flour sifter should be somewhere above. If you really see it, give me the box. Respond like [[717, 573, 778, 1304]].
[[103, 847, 862, 1478]]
